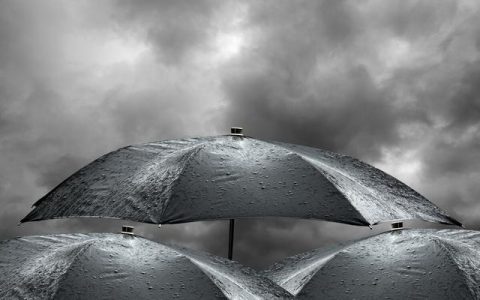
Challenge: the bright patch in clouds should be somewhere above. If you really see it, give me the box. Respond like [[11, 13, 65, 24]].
[[214, 31, 245, 61], [373, 38, 412, 83], [64, 31, 149, 70], [375, 150, 423, 189], [382, 38, 411, 69], [207, 3, 248, 64], [103, 37, 149, 65]]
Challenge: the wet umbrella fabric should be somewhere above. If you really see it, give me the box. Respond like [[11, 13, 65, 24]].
[[22, 135, 459, 226], [0, 233, 292, 299], [264, 229, 480, 299]]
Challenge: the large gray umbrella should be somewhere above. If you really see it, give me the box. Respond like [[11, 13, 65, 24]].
[[22, 133, 459, 227], [0, 233, 291, 299], [264, 228, 480, 299]]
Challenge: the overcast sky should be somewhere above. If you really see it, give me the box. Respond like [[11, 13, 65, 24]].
[[1, 0, 480, 269]]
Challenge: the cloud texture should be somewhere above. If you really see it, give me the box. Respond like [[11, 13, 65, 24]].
[[1, 0, 480, 268]]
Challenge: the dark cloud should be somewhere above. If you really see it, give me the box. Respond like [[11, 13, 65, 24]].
[[217, 0, 480, 264], [0, 0, 479, 269], [29, 154, 85, 189], [114, 0, 223, 64], [219, 0, 434, 159], [221, 62, 411, 159], [447, 61, 480, 129], [375, 0, 458, 39]]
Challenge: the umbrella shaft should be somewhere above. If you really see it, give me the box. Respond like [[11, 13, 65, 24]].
[[228, 219, 235, 260]]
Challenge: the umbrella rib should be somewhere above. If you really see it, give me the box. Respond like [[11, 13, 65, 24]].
[[21, 238, 97, 299], [275, 252, 338, 296], [296, 155, 372, 225], [430, 236, 480, 298], [262, 139, 459, 225], [303, 156, 380, 200], [278, 253, 336, 285], [158, 142, 208, 222], [187, 257, 265, 300], [50, 240, 97, 298]]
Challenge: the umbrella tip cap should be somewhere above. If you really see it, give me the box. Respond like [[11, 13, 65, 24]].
[[391, 221, 403, 230], [121, 225, 134, 235], [230, 127, 243, 136]]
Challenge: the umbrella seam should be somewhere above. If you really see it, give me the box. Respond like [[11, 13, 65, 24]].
[[431, 236, 478, 298], [254, 138, 371, 225], [40, 239, 97, 299], [159, 142, 209, 222], [261, 139, 459, 226], [108, 141, 207, 223], [169, 244, 294, 298], [277, 252, 339, 296], [296, 154, 372, 226], [186, 257, 267, 300]]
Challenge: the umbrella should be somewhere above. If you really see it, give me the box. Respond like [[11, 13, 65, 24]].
[[264, 228, 480, 299], [22, 131, 459, 227], [20, 129, 461, 259], [0, 233, 292, 299]]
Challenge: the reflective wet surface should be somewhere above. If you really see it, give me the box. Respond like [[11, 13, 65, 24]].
[[0, 233, 291, 299], [264, 229, 480, 299], [22, 135, 460, 227]]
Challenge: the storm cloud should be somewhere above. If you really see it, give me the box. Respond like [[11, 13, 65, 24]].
[[1, 0, 480, 268]]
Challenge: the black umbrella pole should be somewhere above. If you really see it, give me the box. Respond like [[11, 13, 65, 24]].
[[228, 219, 235, 260]]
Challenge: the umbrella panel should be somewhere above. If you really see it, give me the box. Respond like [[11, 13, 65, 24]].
[[264, 229, 480, 299], [0, 233, 292, 299]]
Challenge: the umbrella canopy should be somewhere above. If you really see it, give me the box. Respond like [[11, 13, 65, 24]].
[[264, 229, 480, 299], [0, 233, 291, 299], [22, 135, 460, 226]]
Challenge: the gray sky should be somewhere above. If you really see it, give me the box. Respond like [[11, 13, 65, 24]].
[[1, 0, 480, 268]]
